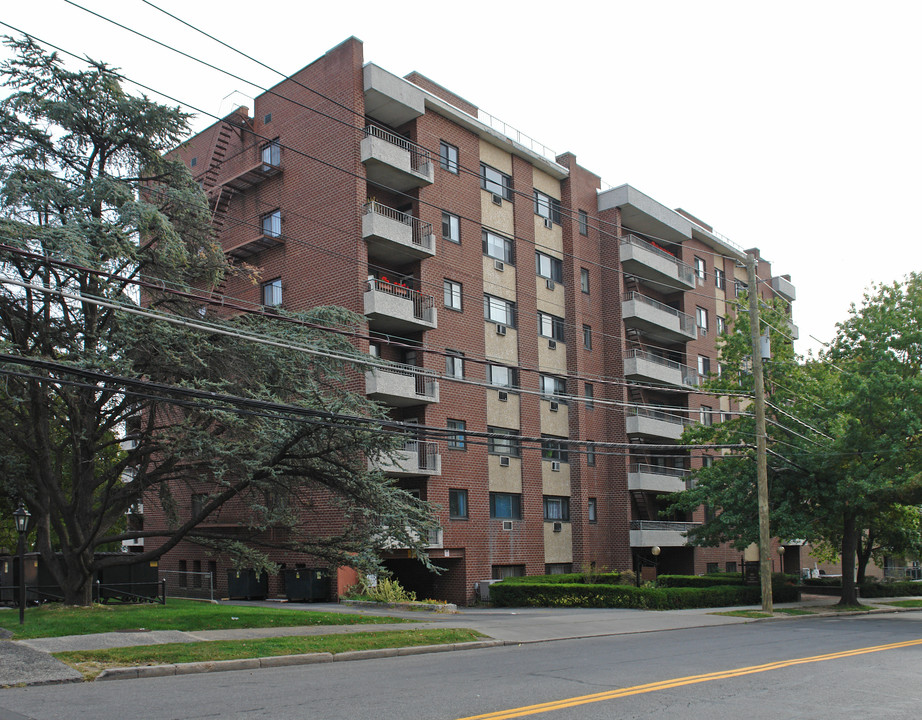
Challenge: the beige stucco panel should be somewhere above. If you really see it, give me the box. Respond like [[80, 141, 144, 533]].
[[483, 255, 517, 300], [484, 322, 518, 364], [533, 167, 561, 198], [536, 277, 565, 313], [488, 455, 522, 493], [481, 193, 514, 234], [537, 339, 568, 373], [542, 461, 571, 496], [534, 217, 563, 253], [540, 399, 569, 436], [487, 390, 521, 428], [544, 522, 573, 564], [480, 140, 513, 173]]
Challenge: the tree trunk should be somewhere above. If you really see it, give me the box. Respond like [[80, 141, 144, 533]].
[[856, 529, 873, 586], [839, 511, 859, 606]]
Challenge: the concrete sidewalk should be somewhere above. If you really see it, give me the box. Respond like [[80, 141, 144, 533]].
[[1, 595, 916, 687]]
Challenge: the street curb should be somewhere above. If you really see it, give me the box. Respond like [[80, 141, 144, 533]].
[[94, 640, 502, 681], [339, 599, 458, 613]]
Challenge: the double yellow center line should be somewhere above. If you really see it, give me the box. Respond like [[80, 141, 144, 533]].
[[457, 638, 922, 719]]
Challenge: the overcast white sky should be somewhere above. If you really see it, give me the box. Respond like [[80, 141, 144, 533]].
[[3, 0, 920, 355]]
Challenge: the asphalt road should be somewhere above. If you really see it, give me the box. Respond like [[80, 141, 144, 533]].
[[1, 612, 920, 720]]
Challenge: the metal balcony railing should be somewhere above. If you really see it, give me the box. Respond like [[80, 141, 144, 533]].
[[620, 234, 695, 286], [625, 349, 698, 385], [363, 126, 431, 173], [401, 440, 441, 471], [365, 278, 435, 323], [629, 463, 690, 478], [374, 361, 438, 399], [627, 406, 692, 427], [624, 292, 696, 335], [630, 520, 701, 532], [362, 201, 434, 251]]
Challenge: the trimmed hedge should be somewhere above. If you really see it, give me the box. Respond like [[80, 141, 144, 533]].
[[859, 581, 922, 598], [658, 573, 795, 588], [802, 577, 843, 588], [490, 581, 799, 609], [500, 572, 623, 585]]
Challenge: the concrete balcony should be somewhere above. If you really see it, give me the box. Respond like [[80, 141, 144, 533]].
[[787, 320, 800, 340], [364, 279, 437, 334], [361, 126, 434, 192], [771, 275, 796, 302], [625, 406, 691, 440], [628, 464, 690, 494], [370, 440, 442, 477], [362, 201, 435, 264], [623, 292, 697, 344], [379, 523, 444, 550], [363, 64, 425, 127], [624, 349, 698, 388], [630, 520, 701, 547], [620, 234, 695, 291], [366, 364, 439, 407]]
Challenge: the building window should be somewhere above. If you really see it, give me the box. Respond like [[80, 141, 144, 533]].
[[535, 251, 563, 282], [261, 209, 281, 238], [190, 157, 197, 167], [700, 406, 713, 426], [484, 295, 516, 327], [488, 426, 521, 457], [583, 324, 592, 350], [483, 230, 514, 264], [444, 279, 462, 310], [546, 563, 573, 574], [585, 383, 594, 409], [492, 564, 525, 579], [442, 211, 460, 243], [588, 497, 597, 522], [178, 560, 188, 586], [716, 315, 726, 335], [447, 420, 466, 450], [445, 350, 464, 378], [694, 256, 706, 281], [707, 562, 720, 574], [726, 561, 738, 573], [715, 267, 726, 290], [534, 190, 561, 224], [490, 492, 522, 519], [538, 311, 565, 341], [578, 210, 589, 236], [480, 163, 513, 200], [488, 364, 518, 388], [262, 278, 282, 307], [543, 495, 570, 521], [264, 113, 272, 124], [735, 280, 748, 298], [698, 355, 711, 377], [587, 443, 596, 466], [439, 141, 459, 173], [541, 435, 569, 463], [449, 488, 468, 518], [580, 267, 590, 294], [261, 138, 281, 167], [541, 374, 567, 400], [696, 307, 709, 332]]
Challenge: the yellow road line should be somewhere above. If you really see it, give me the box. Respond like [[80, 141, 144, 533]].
[[456, 638, 922, 720]]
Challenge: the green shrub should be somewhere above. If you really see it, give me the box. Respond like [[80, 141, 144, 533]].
[[859, 581, 922, 598], [345, 577, 416, 603], [500, 572, 623, 585], [802, 577, 843, 588], [490, 581, 799, 609], [658, 573, 794, 588]]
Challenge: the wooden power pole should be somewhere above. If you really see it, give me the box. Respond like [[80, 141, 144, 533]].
[[746, 253, 773, 613]]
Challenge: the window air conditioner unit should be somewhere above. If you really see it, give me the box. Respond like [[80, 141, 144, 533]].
[[492, 193, 503, 206], [544, 217, 553, 229], [498, 390, 509, 402], [496, 323, 507, 336], [499, 455, 510, 467], [546, 279, 555, 290], [549, 401, 559, 412], [700, 329, 708, 337], [553, 521, 562, 532], [502, 520, 513, 531], [551, 460, 561, 472], [548, 339, 557, 350], [494, 259, 505, 272]]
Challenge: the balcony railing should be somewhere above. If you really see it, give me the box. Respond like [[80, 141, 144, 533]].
[[364, 126, 431, 173], [365, 278, 435, 324], [625, 349, 698, 386], [362, 201, 433, 252], [624, 292, 696, 336], [403, 440, 441, 472], [620, 234, 696, 287], [366, 361, 439, 405], [627, 406, 692, 427], [630, 520, 701, 533], [629, 463, 690, 478]]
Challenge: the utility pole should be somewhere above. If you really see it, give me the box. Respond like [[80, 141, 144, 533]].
[[746, 253, 773, 613]]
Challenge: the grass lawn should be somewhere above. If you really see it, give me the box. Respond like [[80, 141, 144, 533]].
[[54, 628, 484, 680], [712, 607, 815, 618], [4, 600, 409, 639], [774, 608, 815, 616], [882, 599, 922, 608]]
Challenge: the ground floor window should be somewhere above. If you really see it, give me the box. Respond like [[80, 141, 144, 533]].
[[492, 565, 526, 580], [545, 563, 572, 575]]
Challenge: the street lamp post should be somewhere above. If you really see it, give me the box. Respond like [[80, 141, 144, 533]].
[[13, 503, 31, 626], [777, 545, 786, 574]]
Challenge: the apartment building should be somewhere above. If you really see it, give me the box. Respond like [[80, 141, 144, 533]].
[[159, 37, 797, 604]]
